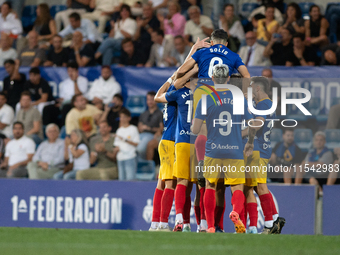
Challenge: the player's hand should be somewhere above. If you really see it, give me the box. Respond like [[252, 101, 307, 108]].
[[244, 142, 254, 157], [194, 37, 210, 50]]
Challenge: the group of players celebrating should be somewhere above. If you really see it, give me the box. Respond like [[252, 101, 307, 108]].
[[148, 29, 285, 234]]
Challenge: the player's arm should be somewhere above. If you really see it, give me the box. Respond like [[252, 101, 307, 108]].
[[154, 72, 177, 103], [249, 116, 265, 133], [174, 65, 198, 90], [238, 65, 250, 78], [241, 127, 248, 138], [191, 118, 203, 135]]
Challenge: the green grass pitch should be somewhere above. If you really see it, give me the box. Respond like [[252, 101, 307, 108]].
[[0, 227, 339, 255]]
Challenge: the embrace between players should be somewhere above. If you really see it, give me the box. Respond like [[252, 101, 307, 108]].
[[149, 29, 285, 234]]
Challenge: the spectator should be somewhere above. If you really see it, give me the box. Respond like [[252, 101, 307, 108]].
[[263, 28, 293, 66], [262, 68, 281, 114], [326, 103, 340, 129], [0, 33, 17, 66], [286, 33, 318, 66], [3, 59, 26, 110], [248, 2, 283, 26], [59, 12, 101, 45], [86, 66, 122, 109], [119, 38, 147, 66], [211, 0, 238, 29], [54, 129, 90, 180], [168, 35, 191, 67], [16, 92, 44, 145], [55, 0, 91, 32], [0, 92, 14, 138], [114, 109, 139, 180], [0, 1, 23, 38], [296, 132, 334, 190], [0, 122, 35, 178], [178, 0, 201, 18], [68, 31, 96, 67], [150, 0, 169, 11], [100, 94, 125, 133], [134, 3, 160, 60], [305, 5, 329, 49], [43, 61, 88, 126], [82, 0, 120, 33], [279, 3, 305, 35], [238, 31, 271, 66], [158, 1, 185, 37], [22, 67, 54, 113], [16, 31, 46, 67], [44, 35, 69, 67], [0, 133, 7, 164], [137, 91, 163, 159], [219, 4, 245, 52], [262, 0, 285, 14], [65, 94, 103, 138], [95, 4, 137, 65], [257, 4, 279, 42], [76, 121, 118, 180], [33, 4, 57, 47], [184, 5, 214, 43], [321, 42, 340, 66], [269, 128, 305, 184], [145, 29, 174, 67], [27, 124, 65, 179]]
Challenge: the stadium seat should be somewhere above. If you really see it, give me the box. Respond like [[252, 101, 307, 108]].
[[136, 159, 156, 180], [240, 3, 259, 18], [286, 104, 308, 122], [331, 97, 340, 107], [59, 126, 66, 139], [306, 97, 321, 116], [157, 103, 165, 112], [299, 2, 314, 19], [50, 5, 67, 19], [325, 129, 340, 150], [294, 129, 313, 151], [22, 5, 37, 28], [126, 96, 147, 117], [270, 128, 282, 148]]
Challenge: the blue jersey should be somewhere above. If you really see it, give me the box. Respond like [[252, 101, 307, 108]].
[[165, 87, 192, 144], [254, 98, 275, 159], [162, 86, 177, 141], [195, 90, 252, 159], [192, 44, 244, 78]]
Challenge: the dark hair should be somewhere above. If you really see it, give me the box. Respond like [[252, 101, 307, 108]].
[[309, 4, 320, 13], [20, 91, 31, 98], [67, 61, 79, 70], [153, 28, 164, 37], [147, 91, 156, 97], [101, 65, 111, 70], [69, 12, 81, 21], [3, 59, 15, 65], [71, 93, 83, 106], [286, 2, 302, 20], [293, 33, 305, 41], [283, 128, 294, 134], [120, 4, 131, 16], [223, 4, 234, 11], [230, 73, 243, 89], [0, 92, 7, 100], [251, 76, 269, 94], [120, 108, 131, 117], [53, 34, 63, 40], [113, 93, 124, 102], [29, 67, 40, 74], [211, 29, 228, 44], [121, 38, 133, 45], [2, 1, 12, 9], [253, 13, 265, 21], [13, 121, 24, 130], [265, 3, 276, 11], [34, 3, 52, 26], [309, 4, 322, 25]]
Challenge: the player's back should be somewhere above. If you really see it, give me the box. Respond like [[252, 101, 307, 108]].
[[162, 86, 177, 142], [192, 44, 244, 78]]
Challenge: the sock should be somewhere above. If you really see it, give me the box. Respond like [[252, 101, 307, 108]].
[[199, 187, 206, 220], [159, 222, 168, 228], [239, 199, 247, 227], [204, 188, 216, 229], [231, 190, 245, 216], [183, 196, 191, 224], [269, 192, 279, 221], [195, 135, 207, 162], [175, 184, 187, 217], [247, 202, 258, 227], [218, 198, 226, 230], [259, 193, 273, 228], [214, 206, 224, 227], [160, 188, 174, 223], [194, 206, 200, 226], [151, 188, 163, 223]]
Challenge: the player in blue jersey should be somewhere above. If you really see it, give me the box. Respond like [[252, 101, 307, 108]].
[[149, 72, 177, 232], [192, 64, 255, 233], [248, 76, 285, 234], [177, 29, 250, 81]]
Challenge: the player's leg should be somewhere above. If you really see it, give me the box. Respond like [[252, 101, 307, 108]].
[[174, 178, 189, 231], [204, 179, 217, 233], [229, 184, 246, 233], [149, 178, 165, 231], [158, 179, 177, 231], [183, 182, 193, 232], [194, 184, 201, 232], [215, 181, 225, 232], [244, 185, 258, 234]]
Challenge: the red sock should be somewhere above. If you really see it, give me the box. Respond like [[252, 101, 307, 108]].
[[194, 206, 200, 225], [218, 198, 225, 230], [195, 135, 207, 162], [199, 187, 206, 220], [204, 188, 216, 229], [175, 184, 187, 215], [240, 199, 247, 227], [160, 188, 174, 223], [269, 192, 278, 215], [183, 196, 191, 224], [214, 206, 224, 227], [152, 188, 164, 222], [259, 194, 273, 222], [247, 202, 258, 227], [231, 190, 245, 216]]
